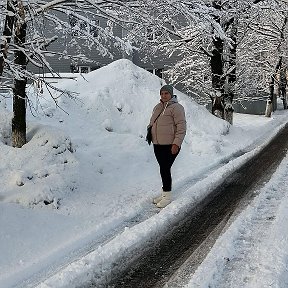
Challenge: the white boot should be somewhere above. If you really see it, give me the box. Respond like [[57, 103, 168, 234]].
[[153, 190, 163, 204], [156, 191, 171, 208]]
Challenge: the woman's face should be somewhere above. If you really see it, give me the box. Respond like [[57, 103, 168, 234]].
[[160, 90, 172, 102]]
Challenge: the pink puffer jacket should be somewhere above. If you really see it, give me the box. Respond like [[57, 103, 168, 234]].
[[149, 96, 186, 147]]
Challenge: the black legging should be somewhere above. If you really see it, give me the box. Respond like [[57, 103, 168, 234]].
[[153, 144, 180, 192]]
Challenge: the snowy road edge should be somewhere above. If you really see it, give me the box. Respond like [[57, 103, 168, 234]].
[[36, 121, 288, 288]]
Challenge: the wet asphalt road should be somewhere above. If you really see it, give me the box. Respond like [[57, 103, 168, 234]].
[[104, 123, 288, 288]]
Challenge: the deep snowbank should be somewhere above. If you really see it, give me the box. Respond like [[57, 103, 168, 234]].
[[1, 59, 288, 287]]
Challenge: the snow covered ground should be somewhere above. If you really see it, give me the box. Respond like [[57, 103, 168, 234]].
[[1, 59, 288, 288]]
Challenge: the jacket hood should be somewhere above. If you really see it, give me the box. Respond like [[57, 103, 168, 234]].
[[170, 95, 178, 104], [161, 95, 178, 105]]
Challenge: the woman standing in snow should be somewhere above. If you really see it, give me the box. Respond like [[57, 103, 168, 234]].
[[148, 84, 186, 208]]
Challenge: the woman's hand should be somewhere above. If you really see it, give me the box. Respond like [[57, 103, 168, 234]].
[[171, 144, 179, 155]]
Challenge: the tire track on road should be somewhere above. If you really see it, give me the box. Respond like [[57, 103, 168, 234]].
[[106, 123, 288, 288]]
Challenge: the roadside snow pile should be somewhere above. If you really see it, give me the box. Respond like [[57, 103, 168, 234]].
[[37, 59, 230, 151], [2, 59, 288, 288], [0, 59, 229, 210], [0, 120, 77, 208]]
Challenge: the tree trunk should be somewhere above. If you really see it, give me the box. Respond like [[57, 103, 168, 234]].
[[266, 57, 282, 117], [12, 0, 27, 148], [210, 1, 226, 121], [210, 1, 225, 95], [12, 78, 27, 148], [278, 68, 287, 109], [224, 19, 237, 125], [0, 0, 15, 77], [265, 99, 273, 117], [210, 37, 224, 95]]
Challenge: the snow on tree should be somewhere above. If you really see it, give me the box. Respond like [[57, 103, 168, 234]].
[[126, 0, 227, 104], [0, 0, 139, 147], [125, 1, 242, 123], [236, 0, 288, 116], [127, 0, 287, 123]]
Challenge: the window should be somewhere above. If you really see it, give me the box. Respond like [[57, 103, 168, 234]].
[[155, 68, 163, 78], [69, 15, 99, 37], [79, 66, 90, 73], [70, 65, 91, 73], [147, 68, 163, 78], [70, 64, 78, 73]]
